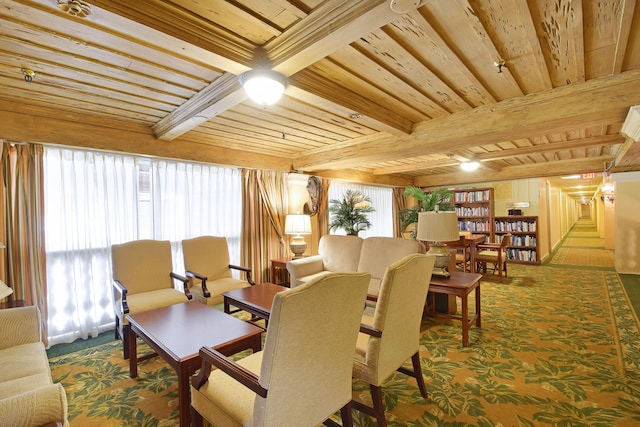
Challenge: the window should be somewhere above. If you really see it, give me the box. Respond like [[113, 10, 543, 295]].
[[327, 181, 393, 237], [44, 147, 241, 345]]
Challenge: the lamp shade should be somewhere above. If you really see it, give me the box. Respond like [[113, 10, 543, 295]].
[[0, 279, 13, 300], [285, 214, 312, 235], [239, 70, 288, 106], [416, 211, 459, 243]]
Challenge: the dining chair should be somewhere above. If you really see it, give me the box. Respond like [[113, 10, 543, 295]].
[[352, 253, 435, 427], [190, 271, 371, 427], [475, 233, 512, 282], [111, 239, 191, 359]]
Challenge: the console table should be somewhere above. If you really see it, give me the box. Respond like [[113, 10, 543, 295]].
[[427, 271, 482, 347]]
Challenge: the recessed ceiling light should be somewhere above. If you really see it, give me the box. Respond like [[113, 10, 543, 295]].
[[561, 175, 581, 179], [460, 160, 479, 171]]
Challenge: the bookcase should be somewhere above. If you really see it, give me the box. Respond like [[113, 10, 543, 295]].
[[453, 188, 494, 243], [494, 216, 540, 265]]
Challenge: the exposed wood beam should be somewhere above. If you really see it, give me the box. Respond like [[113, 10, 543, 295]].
[[0, 104, 290, 171], [292, 70, 640, 171], [413, 156, 613, 188], [373, 135, 624, 175]]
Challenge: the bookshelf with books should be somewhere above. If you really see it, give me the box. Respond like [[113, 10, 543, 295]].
[[453, 188, 494, 243], [494, 216, 540, 265]]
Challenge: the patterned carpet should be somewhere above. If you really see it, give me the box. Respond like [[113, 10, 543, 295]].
[[49, 263, 640, 426], [550, 247, 616, 267], [563, 237, 605, 247]]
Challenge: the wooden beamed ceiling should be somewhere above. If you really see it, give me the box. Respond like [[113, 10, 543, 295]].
[[1, 0, 639, 195]]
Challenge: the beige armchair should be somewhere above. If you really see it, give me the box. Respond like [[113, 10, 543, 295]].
[[111, 239, 191, 359], [182, 236, 254, 306], [191, 271, 371, 427], [352, 253, 435, 427], [0, 306, 69, 427], [475, 233, 511, 282]]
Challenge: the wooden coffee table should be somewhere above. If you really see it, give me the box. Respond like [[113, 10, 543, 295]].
[[427, 271, 482, 347], [127, 300, 263, 427], [223, 282, 288, 328]]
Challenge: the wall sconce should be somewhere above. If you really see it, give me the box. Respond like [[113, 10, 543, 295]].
[[239, 69, 288, 107], [600, 171, 615, 204], [21, 68, 36, 83]]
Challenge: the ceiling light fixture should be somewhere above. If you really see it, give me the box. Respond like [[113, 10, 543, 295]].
[[57, 0, 92, 17], [460, 160, 480, 171], [21, 68, 36, 83], [494, 59, 506, 73], [389, 0, 421, 14], [238, 69, 288, 107]]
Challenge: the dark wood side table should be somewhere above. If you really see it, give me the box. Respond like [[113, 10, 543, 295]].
[[223, 282, 288, 329], [0, 299, 26, 309], [270, 257, 293, 287], [427, 271, 482, 347]]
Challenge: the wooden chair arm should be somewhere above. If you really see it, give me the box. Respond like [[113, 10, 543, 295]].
[[476, 243, 501, 251], [230, 265, 256, 286], [112, 279, 129, 314], [359, 323, 382, 338], [170, 272, 192, 300], [192, 346, 267, 398], [186, 270, 210, 298]]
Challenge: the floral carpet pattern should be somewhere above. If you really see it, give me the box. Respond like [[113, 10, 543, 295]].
[[49, 262, 640, 427]]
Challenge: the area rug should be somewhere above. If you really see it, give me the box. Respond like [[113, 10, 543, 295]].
[[49, 265, 640, 426], [550, 247, 616, 267]]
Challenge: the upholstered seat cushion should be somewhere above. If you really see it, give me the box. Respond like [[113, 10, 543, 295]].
[[116, 288, 189, 325], [191, 352, 263, 427], [190, 277, 250, 306], [0, 342, 51, 398]]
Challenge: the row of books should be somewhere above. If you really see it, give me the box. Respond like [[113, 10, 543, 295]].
[[509, 235, 536, 247], [495, 221, 537, 232], [456, 207, 491, 217], [506, 249, 537, 262], [454, 190, 491, 202], [458, 221, 491, 232]]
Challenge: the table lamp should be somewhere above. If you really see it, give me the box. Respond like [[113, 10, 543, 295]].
[[416, 211, 460, 277], [285, 214, 312, 258], [0, 279, 13, 300]]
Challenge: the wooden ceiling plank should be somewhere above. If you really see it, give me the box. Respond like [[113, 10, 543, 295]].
[[353, 30, 471, 114], [610, 0, 636, 75], [387, 11, 497, 108], [284, 85, 405, 136], [87, 0, 255, 70], [289, 70, 414, 135], [292, 69, 640, 170], [528, 0, 585, 86]]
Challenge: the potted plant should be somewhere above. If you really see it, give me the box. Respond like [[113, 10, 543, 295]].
[[399, 186, 453, 238], [328, 190, 375, 236]]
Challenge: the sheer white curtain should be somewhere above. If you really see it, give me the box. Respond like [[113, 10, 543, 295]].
[[151, 159, 242, 274], [328, 181, 393, 237], [44, 148, 242, 346], [45, 149, 139, 346]]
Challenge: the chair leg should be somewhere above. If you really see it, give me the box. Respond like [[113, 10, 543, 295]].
[[122, 324, 130, 360], [369, 385, 387, 427], [191, 406, 204, 427], [397, 352, 427, 399], [340, 402, 353, 427]]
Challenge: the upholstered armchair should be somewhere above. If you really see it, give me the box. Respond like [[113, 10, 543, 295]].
[[182, 236, 255, 306], [111, 239, 191, 359], [352, 253, 435, 427], [191, 272, 371, 427], [0, 306, 69, 427], [475, 233, 511, 282]]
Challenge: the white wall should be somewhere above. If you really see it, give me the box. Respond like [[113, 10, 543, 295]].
[[613, 171, 640, 274]]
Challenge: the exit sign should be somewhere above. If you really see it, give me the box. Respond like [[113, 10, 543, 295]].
[[581, 172, 598, 180]]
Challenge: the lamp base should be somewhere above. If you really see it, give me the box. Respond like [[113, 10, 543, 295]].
[[289, 235, 307, 258], [427, 242, 451, 278]]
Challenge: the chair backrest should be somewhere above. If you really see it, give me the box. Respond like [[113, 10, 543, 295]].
[[318, 234, 363, 272], [357, 236, 425, 296], [111, 240, 174, 294], [182, 236, 232, 281], [366, 253, 435, 379], [501, 234, 512, 248], [254, 271, 370, 426]]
